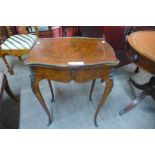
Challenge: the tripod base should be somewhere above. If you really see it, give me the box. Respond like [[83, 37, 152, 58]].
[[119, 76, 155, 115]]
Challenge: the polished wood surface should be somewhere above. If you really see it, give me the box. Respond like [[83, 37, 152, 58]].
[[128, 31, 155, 64], [120, 31, 155, 115], [127, 31, 155, 74], [26, 38, 118, 66], [26, 37, 119, 126]]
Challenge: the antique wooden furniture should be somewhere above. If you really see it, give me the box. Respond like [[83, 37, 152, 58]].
[[102, 26, 129, 67], [79, 26, 155, 68], [124, 26, 155, 73], [25, 37, 119, 126], [0, 26, 38, 74], [79, 26, 131, 67], [119, 31, 155, 115], [0, 71, 18, 108]]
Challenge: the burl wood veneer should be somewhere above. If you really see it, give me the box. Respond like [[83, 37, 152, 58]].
[[26, 37, 119, 127]]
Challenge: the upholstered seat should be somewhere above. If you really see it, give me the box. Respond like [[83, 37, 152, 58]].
[[0, 26, 39, 74], [1, 34, 37, 50]]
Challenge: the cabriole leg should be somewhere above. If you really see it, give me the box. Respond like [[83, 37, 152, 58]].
[[30, 70, 53, 125], [94, 75, 113, 127], [89, 79, 96, 101], [47, 80, 55, 102]]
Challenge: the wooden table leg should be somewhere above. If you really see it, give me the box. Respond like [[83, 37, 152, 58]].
[[47, 80, 55, 102], [1, 56, 14, 75], [89, 79, 96, 101], [4, 75, 19, 102], [94, 75, 113, 127], [119, 90, 147, 115], [119, 76, 155, 115], [30, 70, 53, 125]]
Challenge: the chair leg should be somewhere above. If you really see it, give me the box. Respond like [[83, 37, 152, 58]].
[[1, 56, 14, 75], [4, 75, 19, 102]]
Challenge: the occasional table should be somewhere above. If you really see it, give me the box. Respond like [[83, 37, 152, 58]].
[[25, 37, 119, 126], [119, 31, 155, 115]]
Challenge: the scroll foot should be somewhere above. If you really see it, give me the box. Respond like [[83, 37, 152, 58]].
[[31, 71, 53, 125], [94, 76, 112, 127]]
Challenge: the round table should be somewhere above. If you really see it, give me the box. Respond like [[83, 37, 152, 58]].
[[119, 31, 155, 115]]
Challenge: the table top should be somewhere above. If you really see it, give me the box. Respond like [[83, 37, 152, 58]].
[[128, 31, 155, 63], [25, 37, 119, 67]]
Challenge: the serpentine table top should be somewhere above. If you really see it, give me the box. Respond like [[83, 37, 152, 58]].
[[25, 37, 119, 127]]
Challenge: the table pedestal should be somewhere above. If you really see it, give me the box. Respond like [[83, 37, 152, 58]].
[[119, 76, 155, 115]]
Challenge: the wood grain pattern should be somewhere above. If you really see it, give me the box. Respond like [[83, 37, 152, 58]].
[[119, 31, 155, 115], [26, 37, 119, 126], [127, 46, 155, 74], [128, 31, 155, 64], [26, 37, 119, 66], [127, 31, 155, 74]]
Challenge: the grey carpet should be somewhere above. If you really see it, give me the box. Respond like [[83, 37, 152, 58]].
[[0, 56, 155, 128]]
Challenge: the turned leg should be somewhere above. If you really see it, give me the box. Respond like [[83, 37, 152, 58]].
[[89, 79, 96, 101], [129, 78, 148, 90], [47, 80, 55, 102], [94, 75, 113, 127], [1, 56, 14, 75], [119, 90, 148, 115], [4, 75, 19, 102], [30, 71, 52, 125], [18, 56, 22, 62]]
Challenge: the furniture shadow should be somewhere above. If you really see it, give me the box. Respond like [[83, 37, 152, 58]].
[[142, 105, 155, 114], [0, 96, 20, 129]]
